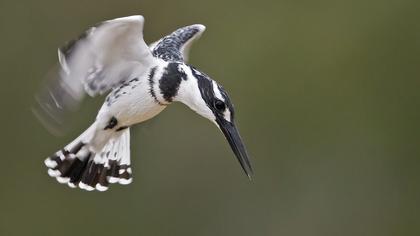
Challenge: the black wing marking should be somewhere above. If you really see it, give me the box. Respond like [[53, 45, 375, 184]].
[[152, 24, 206, 62]]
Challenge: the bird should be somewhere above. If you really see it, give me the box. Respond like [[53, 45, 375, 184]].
[[37, 15, 253, 191]]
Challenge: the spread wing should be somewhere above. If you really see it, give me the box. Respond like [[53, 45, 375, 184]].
[[151, 24, 206, 62], [34, 15, 154, 134]]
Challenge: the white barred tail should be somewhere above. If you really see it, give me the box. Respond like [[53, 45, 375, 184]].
[[44, 126, 132, 191]]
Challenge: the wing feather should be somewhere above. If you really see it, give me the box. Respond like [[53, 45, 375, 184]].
[[35, 15, 154, 134], [59, 15, 154, 96], [151, 24, 206, 62]]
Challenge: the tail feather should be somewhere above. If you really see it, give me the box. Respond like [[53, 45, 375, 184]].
[[45, 127, 132, 191]]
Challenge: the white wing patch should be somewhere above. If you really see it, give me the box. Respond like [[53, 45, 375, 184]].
[[35, 15, 155, 133], [59, 15, 154, 96]]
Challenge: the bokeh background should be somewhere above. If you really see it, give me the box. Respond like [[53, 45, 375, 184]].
[[1, 0, 419, 235]]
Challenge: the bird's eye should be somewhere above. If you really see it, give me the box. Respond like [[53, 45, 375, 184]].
[[214, 100, 226, 111]]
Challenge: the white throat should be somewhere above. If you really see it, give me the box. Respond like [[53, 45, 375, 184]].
[[174, 66, 216, 121]]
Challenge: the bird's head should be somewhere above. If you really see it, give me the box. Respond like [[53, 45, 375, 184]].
[[173, 64, 253, 178]]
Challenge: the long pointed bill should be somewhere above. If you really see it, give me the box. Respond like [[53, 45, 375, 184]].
[[217, 120, 253, 179]]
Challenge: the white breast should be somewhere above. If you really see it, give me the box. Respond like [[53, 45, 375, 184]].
[[96, 68, 167, 127]]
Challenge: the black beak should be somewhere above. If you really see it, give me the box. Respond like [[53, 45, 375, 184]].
[[217, 119, 253, 179]]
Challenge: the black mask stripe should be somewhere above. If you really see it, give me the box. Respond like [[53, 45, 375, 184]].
[[191, 68, 235, 123], [217, 84, 235, 121]]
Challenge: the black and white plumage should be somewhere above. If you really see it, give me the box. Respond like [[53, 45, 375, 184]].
[[38, 15, 252, 191]]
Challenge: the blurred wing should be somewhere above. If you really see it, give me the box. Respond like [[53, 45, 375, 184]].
[[35, 15, 154, 135], [152, 24, 206, 62]]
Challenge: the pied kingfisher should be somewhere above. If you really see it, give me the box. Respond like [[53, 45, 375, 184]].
[[36, 15, 252, 191]]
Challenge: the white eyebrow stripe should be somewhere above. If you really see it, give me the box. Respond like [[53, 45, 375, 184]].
[[212, 80, 224, 101], [211, 81, 232, 122]]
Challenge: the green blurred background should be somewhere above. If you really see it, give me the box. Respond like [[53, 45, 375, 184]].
[[1, 0, 419, 235]]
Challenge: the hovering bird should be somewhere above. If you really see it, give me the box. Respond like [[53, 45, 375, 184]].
[[38, 15, 252, 191]]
